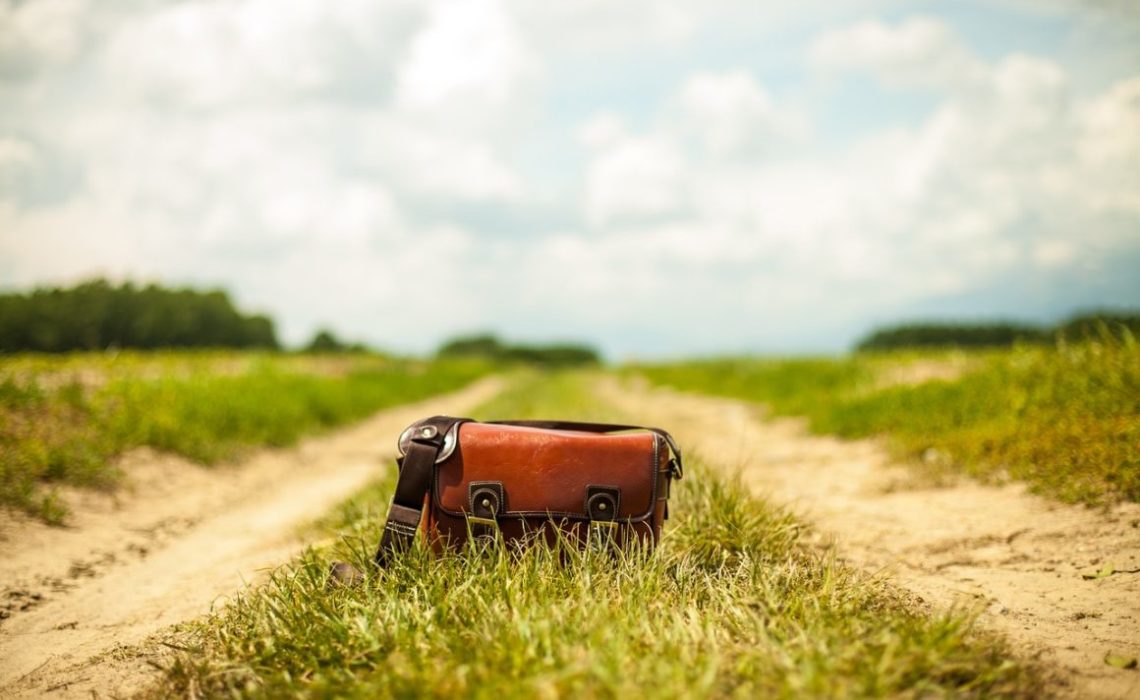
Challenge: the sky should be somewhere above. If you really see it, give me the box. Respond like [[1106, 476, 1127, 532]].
[[1, 0, 1138, 357]]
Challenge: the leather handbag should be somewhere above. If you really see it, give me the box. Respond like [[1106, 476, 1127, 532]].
[[374, 415, 684, 564]]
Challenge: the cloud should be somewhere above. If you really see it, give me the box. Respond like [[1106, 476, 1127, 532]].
[[101, 0, 422, 108], [670, 70, 800, 158], [508, 0, 693, 55], [0, 0, 539, 343], [582, 119, 686, 227], [1073, 77, 1140, 216], [1, 5, 1137, 355], [396, 0, 537, 117], [563, 17, 1139, 349], [0, 137, 37, 194], [0, 0, 91, 79], [810, 16, 988, 91]]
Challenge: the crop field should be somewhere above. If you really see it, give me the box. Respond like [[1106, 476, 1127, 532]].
[[632, 338, 1140, 505], [0, 351, 492, 522]]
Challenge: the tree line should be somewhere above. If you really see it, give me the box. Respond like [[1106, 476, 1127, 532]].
[[855, 311, 1140, 351], [437, 333, 600, 367], [0, 279, 278, 352]]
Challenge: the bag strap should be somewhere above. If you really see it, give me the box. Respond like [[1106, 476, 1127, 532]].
[[374, 415, 469, 565], [374, 416, 683, 566]]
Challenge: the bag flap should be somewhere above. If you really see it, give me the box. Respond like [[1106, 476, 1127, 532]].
[[433, 422, 662, 521]]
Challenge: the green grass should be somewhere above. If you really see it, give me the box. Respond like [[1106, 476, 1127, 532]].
[[157, 373, 1038, 698], [0, 351, 493, 522], [632, 338, 1139, 505]]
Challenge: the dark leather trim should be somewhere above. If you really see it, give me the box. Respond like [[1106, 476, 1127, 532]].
[[375, 415, 471, 565], [431, 432, 662, 523]]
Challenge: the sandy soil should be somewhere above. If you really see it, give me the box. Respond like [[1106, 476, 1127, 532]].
[[0, 377, 502, 699], [598, 378, 1140, 700]]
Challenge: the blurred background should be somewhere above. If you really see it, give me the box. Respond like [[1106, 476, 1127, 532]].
[[1, 0, 1138, 358]]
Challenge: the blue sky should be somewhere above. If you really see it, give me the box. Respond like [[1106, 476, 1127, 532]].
[[1, 0, 1138, 357]]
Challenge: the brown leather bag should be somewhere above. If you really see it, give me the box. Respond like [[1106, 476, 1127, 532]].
[[374, 416, 683, 564]]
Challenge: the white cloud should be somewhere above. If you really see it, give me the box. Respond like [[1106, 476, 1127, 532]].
[[1, 5, 1137, 355], [583, 131, 685, 227], [1073, 76, 1140, 216], [396, 0, 537, 117], [670, 70, 801, 158], [365, 118, 524, 202], [101, 0, 422, 108], [0, 137, 38, 197], [0, 0, 90, 77], [509, 0, 693, 55], [565, 17, 1140, 345], [810, 16, 988, 91]]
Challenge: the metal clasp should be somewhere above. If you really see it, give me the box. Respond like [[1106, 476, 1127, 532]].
[[397, 421, 460, 463]]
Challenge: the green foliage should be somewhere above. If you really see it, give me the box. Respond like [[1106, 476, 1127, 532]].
[[0, 353, 492, 521], [1055, 310, 1140, 343], [634, 340, 1140, 504], [304, 329, 368, 353], [856, 322, 1047, 351], [855, 310, 1139, 351], [158, 374, 1037, 698], [0, 278, 279, 352], [438, 332, 599, 368]]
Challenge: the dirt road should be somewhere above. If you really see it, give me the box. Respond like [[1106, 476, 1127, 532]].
[[0, 377, 503, 698], [599, 378, 1140, 700], [4, 374, 1136, 698]]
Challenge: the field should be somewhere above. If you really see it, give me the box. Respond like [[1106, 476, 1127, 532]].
[[0, 351, 492, 522], [157, 374, 1036, 698], [0, 347, 1136, 698], [632, 339, 1140, 505]]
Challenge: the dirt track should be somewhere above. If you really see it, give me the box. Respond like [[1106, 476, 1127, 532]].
[[2, 374, 1137, 698], [0, 377, 502, 698], [598, 378, 1140, 700]]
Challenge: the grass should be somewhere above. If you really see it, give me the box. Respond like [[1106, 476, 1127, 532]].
[[157, 372, 1038, 698], [631, 337, 1139, 505], [0, 351, 493, 522]]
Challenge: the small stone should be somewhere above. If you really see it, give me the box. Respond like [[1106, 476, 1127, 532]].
[[326, 561, 365, 589]]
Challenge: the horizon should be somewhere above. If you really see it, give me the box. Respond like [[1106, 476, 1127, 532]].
[[2, 1, 1138, 358], [1, 274, 1134, 360]]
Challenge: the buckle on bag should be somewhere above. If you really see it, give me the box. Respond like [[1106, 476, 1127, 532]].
[[467, 481, 504, 540], [585, 485, 620, 539], [397, 421, 460, 463]]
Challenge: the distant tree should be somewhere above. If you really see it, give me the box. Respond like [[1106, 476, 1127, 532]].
[[437, 334, 506, 358], [1055, 311, 1140, 343], [0, 278, 280, 352], [856, 311, 1140, 352], [855, 322, 1049, 351], [306, 329, 347, 353], [436, 333, 599, 367]]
